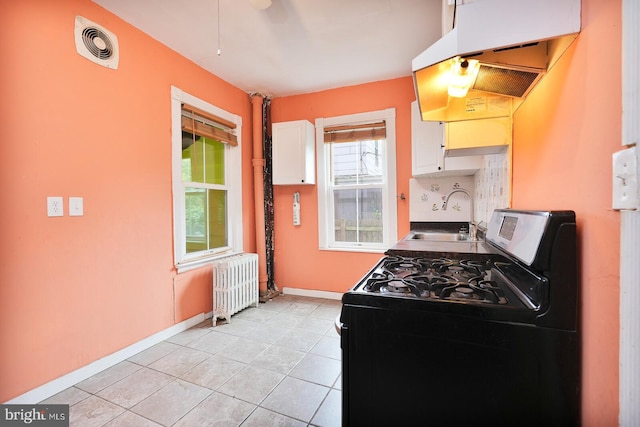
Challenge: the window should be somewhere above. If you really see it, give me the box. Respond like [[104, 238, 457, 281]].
[[171, 87, 243, 272], [316, 109, 397, 252]]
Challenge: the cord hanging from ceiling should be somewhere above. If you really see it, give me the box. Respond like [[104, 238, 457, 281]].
[[217, 0, 221, 56], [452, 0, 458, 30]]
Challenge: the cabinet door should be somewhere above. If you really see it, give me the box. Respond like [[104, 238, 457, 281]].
[[272, 120, 315, 185], [412, 101, 444, 176]]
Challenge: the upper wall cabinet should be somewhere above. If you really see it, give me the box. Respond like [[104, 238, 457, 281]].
[[411, 101, 482, 177], [272, 120, 316, 185]]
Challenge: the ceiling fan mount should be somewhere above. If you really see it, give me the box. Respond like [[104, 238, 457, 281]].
[[249, 0, 272, 10]]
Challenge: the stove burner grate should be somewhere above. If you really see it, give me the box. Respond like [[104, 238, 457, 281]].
[[362, 256, 508, 305], [364, 277, 426, 297], [432, 258, 486, 276], [438, 279, 502, 303]]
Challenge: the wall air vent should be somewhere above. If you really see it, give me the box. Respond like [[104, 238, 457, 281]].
[[74, 16, 119, 69]]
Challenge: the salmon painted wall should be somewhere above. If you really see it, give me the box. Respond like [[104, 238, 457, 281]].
[[512, 0, 621, 425], [0, 0, 255, 402], [270, 78, 415, 293]]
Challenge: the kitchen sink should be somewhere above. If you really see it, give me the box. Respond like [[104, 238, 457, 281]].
[[407, 231, 470, 242]]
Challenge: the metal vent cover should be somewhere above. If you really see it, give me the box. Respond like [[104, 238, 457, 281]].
[[473, 65, 542, 98], [74, 16, 119, 69]]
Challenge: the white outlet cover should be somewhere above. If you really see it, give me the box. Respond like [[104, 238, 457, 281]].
[[47, 196, 64, 217], [613, 146, 639, 210], [69, 197, 84, 216]]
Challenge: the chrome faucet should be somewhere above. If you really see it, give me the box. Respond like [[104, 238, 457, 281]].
[[442, 188, 476, 240]]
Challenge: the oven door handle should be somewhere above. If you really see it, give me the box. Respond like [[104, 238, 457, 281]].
[[334, 314, 342, 336]]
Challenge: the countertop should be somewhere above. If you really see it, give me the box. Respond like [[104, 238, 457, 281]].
[[387, 222, 498, 258], [388, 237, 494, 255]]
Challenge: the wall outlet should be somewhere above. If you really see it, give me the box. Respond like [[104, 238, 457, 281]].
[[69, 197, 84, 216], [613, 147, 639, 210], [47, 197, 64, 217]]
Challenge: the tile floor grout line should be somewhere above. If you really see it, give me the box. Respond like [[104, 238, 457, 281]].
[[47, 295, 342, 427]]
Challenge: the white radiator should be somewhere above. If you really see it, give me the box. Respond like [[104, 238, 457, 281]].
[[212, 253, 259, 325]]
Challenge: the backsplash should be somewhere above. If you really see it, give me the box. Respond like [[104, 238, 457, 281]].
[[410, 176, 475, 222], [474, 152, 511, 224], [410, 151, 511, 225]]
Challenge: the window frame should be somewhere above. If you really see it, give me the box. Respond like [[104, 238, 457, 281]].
[[171, 86, 243, 272], [316, 108, 398, 252]]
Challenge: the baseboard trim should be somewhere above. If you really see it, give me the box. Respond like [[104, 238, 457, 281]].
[[282, 287, 343, 301], [6, 312, 207, 404]]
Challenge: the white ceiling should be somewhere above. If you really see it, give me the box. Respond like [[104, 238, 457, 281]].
[[92, 0, 443, 97]]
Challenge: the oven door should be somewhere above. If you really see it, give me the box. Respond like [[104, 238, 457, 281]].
[[339, 302, 579, 427]]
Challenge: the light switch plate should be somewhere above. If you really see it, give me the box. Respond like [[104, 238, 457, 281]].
[[47, 197, 64, 217], [613, 147, 639, 210], [69, 197, 84, 216]]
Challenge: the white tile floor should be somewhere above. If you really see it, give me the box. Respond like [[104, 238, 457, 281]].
[[41, 294, 342, 427]]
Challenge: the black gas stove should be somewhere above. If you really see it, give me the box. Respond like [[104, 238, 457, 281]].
[[339, 210, 580, 426]]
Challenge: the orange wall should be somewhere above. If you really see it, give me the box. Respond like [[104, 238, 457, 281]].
[[512, 0, 621, 425], [0, 0, 255, 402], [270, 78, 415, 293]]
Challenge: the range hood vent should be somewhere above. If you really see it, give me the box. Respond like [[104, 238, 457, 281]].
[[473, 63, 541, 98], [412, 0, 580, 122]]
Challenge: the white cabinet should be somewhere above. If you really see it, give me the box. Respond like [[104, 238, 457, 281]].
[[411, 101, 482, 177], [272, 120, 315, 185], [412, 100, 444, 175]]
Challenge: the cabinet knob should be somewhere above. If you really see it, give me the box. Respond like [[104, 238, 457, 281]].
[[301, 179, 305, 183]]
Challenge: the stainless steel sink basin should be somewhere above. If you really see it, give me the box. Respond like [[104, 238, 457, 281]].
[[408, 231, 469, 242]]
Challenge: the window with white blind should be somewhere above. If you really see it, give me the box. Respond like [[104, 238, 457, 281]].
[[316, 109, 397, 252], [171, 87, 243, 272]]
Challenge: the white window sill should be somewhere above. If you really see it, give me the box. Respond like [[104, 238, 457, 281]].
[[318, 246, 387, 254], [175, 251, 239, 274]]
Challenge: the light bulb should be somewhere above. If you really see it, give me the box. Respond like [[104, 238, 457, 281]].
[[448, 57, 480, 98]]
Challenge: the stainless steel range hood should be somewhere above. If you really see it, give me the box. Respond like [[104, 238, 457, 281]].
[[413, 0, 581, 122]]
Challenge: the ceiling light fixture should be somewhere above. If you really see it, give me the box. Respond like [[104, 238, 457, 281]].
[[250, 0, 272, 10]]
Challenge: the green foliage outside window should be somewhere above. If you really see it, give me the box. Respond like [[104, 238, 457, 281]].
[[182, 135, 227, 253]]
